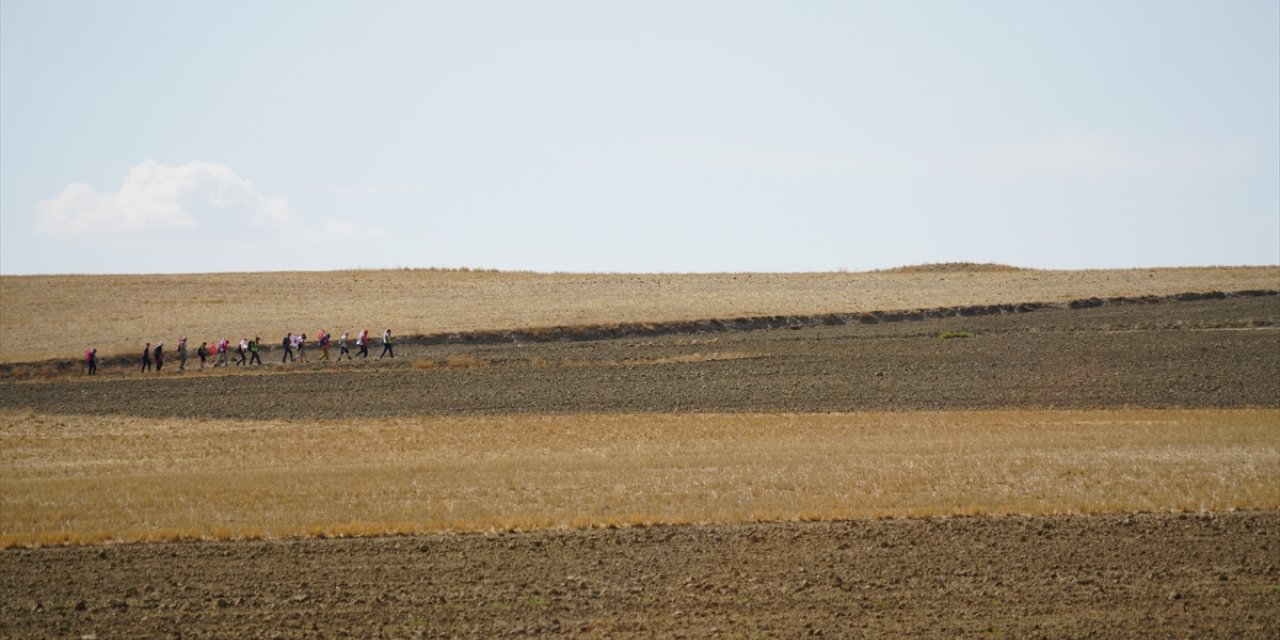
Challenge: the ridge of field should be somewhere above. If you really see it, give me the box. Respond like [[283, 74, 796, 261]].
[[2, 408, 1275, 548], [4, 295, 1276, 416], [2, 265, 1276, 363]]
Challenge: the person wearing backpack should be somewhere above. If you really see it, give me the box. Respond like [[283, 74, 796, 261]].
[[214, 338, 229, 367], [281, 333, 295, 363], [249, 336, 262, 365], [177, 337, 188, 371], [318, 330, 331, 361], [86, 348, 97, 376], [197, 342, 209, 369], [154, 342, 165, 372]]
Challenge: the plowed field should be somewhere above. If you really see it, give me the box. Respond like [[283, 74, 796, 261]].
[[2, 295, 1277, 417], [2, 291, 1278, 638], [3, 512, 1277, 639]]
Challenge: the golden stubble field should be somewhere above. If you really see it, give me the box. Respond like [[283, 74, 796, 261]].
[[1, 265, 1276, 363], [2, 408, 1275, 547]]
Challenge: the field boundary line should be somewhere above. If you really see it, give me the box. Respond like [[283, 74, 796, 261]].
[[1, 288, 1275, 374], [406, 288, 1279, 346]]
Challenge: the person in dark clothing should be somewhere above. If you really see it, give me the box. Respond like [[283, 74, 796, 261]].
[[141, 342, 152, 372], [197, 342, 208, 369], [282, 333, 295, 363], [154, 342, 164, 372], [86, 349, 97, 376], [249, 337, 262, 365]]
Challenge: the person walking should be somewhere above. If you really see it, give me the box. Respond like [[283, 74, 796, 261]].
[[177, 337, 188, 371], [249, 336, 262, 365], [141, 342, 153, 372], [296, 333, 308, 363], [236, 338, 248, 366], [197, 342, 209, 369], [214, 338, 229, 367], [154, 342, 165, 372], [281, 332, 295, 363], [86, 348, 97, 376], [318, 330, 331, 361], [357, 329, 369, 358], [338, 331, 351, 360], [380, 328, 395, 359]]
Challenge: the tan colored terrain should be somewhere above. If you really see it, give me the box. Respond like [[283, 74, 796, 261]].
[[1, 408, 1276, 548], [2, 265, 1276, 362]]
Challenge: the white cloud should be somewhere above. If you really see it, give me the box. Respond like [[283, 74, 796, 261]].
[[36, 160, 299, 238]]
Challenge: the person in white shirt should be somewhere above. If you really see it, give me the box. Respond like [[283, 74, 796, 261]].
[[338, 332, 352, 360], [357, 329, 369, 358], [380, 329, 394, 359]]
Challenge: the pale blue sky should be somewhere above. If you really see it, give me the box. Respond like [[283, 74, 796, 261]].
[[2, 1, 1277, 274]]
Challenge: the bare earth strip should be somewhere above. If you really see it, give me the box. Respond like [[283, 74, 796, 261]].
[[2, 409, 1275, 547], [2, 266, 1276, 362], [2, 512, 1277, 638]]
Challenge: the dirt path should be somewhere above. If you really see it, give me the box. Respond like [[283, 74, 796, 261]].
[[2, 512, 1276, 639], [3, 296, 1276, 417]]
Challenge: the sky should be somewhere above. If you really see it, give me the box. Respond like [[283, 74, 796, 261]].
[[1, 1, 1277, 275]]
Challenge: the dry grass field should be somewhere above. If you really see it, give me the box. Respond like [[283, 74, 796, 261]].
[[3, 267, 1279, 637], [2, 408, 1275, 548], [2, 265, 1276, 363]]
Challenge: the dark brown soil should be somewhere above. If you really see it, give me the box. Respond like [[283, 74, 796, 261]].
[[2, 512, 1277, 639], [2, 295, 1276, 418], [2, 295, 1278, 638]]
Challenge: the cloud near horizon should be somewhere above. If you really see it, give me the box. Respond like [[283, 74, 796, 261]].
[[35, 160, 382, 242]]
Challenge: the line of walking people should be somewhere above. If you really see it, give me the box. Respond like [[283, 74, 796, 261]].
[[276, 329, 395, 363], [86, 329, 396, 375]]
